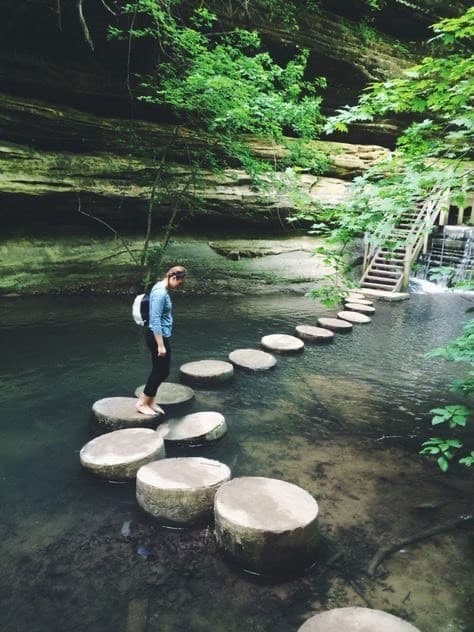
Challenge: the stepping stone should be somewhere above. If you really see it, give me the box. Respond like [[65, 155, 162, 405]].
[[80, 428, 165, 480], [134, 382, 195, 407], [295, 325, 334, 343], [137, 457, 231, 526], [214, 476, 318, 574], [344, 297, 373, 306], [345, 302, 376, 314], [157, 411, 227, 445], [317, 317, 352, 332], [261, 334, 304, 354], [298, 607, 421, 632], [180, 360, 234, 386], [229, 348, 276, 371], [337, 311, 372, 324], [92, 397, 160, 431], [345, 292, 366, 300]]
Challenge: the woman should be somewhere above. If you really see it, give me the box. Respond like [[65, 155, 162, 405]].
[[136, 265, 187, 415]]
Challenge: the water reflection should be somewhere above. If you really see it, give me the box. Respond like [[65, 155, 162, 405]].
[[0, 293, 472, 632]]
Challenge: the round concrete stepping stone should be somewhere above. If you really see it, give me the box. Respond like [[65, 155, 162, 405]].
[[180, 360, 234, 386], [295, 325, 334, 343], [80, 428, 165, 480], [229, 348, 276, 371], [344, 297, 373, 306], [214, 476, 318, 574], [345, 302, 376, 314], [345, 292, 365, 300], [317, 317, 352, 332], [134, 382, 195, 406], [337, 310, 372, 324], [260, 334, 304, 354], [157, 411, 227, 445], [92, 397, 160, 431], [137, 457, 231, 526], [298, 607, 421, 632]]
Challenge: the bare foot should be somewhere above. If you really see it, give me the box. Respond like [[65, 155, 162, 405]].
[[136, 403, 158, 416], [152, 404, 165, 415]]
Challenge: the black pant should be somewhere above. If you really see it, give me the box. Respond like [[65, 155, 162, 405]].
[[143, 330, 171, 397]]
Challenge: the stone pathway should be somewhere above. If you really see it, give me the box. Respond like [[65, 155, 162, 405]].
[[136, 457, 230, 527], [92, 397, 161, 430], [80, 428, 165, 480], [228, 348, 276, 371], [295, 325, 334, 342], [78, 290, 418, 629], [214, 476, 319, 574], [317, 316, 353, 332], [134, 382, 194, 406], [179, 359, 234, 385], [345, 302, 376, 314], [337, 310, 372, 324], [261, 333, 304, 353], [157, 411, 227, 445], [298, 607, 421, 631]]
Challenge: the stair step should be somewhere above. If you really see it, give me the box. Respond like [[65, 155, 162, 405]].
[[379, 252, 405, 258], [361, 282, 397, 290], [371, 269, 402, 277], [372, 262, 403, 270], [365, 275, 397, 284]]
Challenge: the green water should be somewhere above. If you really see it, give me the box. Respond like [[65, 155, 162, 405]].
[[0, 293, 472, 632]]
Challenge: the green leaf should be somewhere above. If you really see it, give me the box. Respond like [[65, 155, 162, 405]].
[[437, 456, 449, 472]]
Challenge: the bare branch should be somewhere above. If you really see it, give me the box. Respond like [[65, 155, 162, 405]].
[[126, 2, 139, 104], [99, 0, 117, 16], [57, 0, 62, 30], [96, 249, 141, 263], [368, 514, 473, 576], [76, 196, 139, 266], [77, 0, 95, 51]]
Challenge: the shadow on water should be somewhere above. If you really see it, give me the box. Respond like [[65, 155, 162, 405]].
[[0, 293, 473, 632]]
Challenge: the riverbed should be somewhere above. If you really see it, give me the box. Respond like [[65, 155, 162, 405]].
[[0, 292, 472, 632]]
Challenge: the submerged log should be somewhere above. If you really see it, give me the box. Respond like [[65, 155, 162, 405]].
[[368, 514, 473, 576]]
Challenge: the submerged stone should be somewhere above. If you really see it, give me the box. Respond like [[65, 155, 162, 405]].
[[260, 334, 304, 353], [298, 607, 421, 631], [92, 397, 160, 431], [345, 302, 376, 314], [180, 360, 234, 385], [214, 476, 318, 574], [229, 348, 276, 371], [317, 317, 353, 332], [134, 382, 195, 406], [295, 325, 334, 342], [79, 428, 165, 480], [157, 411, 227, 445], [337, 311, 372, 324], [137, 457, 231, 526]]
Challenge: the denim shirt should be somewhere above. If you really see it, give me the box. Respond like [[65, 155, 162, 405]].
[[148, 281, 172, 337]]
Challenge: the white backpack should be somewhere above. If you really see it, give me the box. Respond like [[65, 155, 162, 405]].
[[132, 293, 150, 326]]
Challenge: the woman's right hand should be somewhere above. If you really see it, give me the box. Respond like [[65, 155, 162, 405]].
[[157, 344, 167, 357]]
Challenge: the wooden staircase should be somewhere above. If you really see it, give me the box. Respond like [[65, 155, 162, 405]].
[[360, 192, 448, 292]]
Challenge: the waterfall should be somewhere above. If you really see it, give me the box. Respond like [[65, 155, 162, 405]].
[[411, 225, 474, 293]]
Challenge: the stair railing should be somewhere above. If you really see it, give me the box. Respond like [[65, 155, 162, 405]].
[[399, 189, 449, 289]]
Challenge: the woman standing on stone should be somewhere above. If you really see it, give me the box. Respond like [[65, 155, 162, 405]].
[[136, 265, 187, 416]]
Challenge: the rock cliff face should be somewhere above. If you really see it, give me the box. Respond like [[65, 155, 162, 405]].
[[0, 92, 388, 229], [0, 0, 468, 233]]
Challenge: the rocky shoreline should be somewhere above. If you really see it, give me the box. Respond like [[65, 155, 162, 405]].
[[0, 234, 357, 297]]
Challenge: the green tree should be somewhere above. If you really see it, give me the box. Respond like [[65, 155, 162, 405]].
[[106, 0, 326, 285], [306, 7, 473, 470]]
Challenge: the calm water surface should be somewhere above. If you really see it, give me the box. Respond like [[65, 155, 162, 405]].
[[0, 293, 472, 632]]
